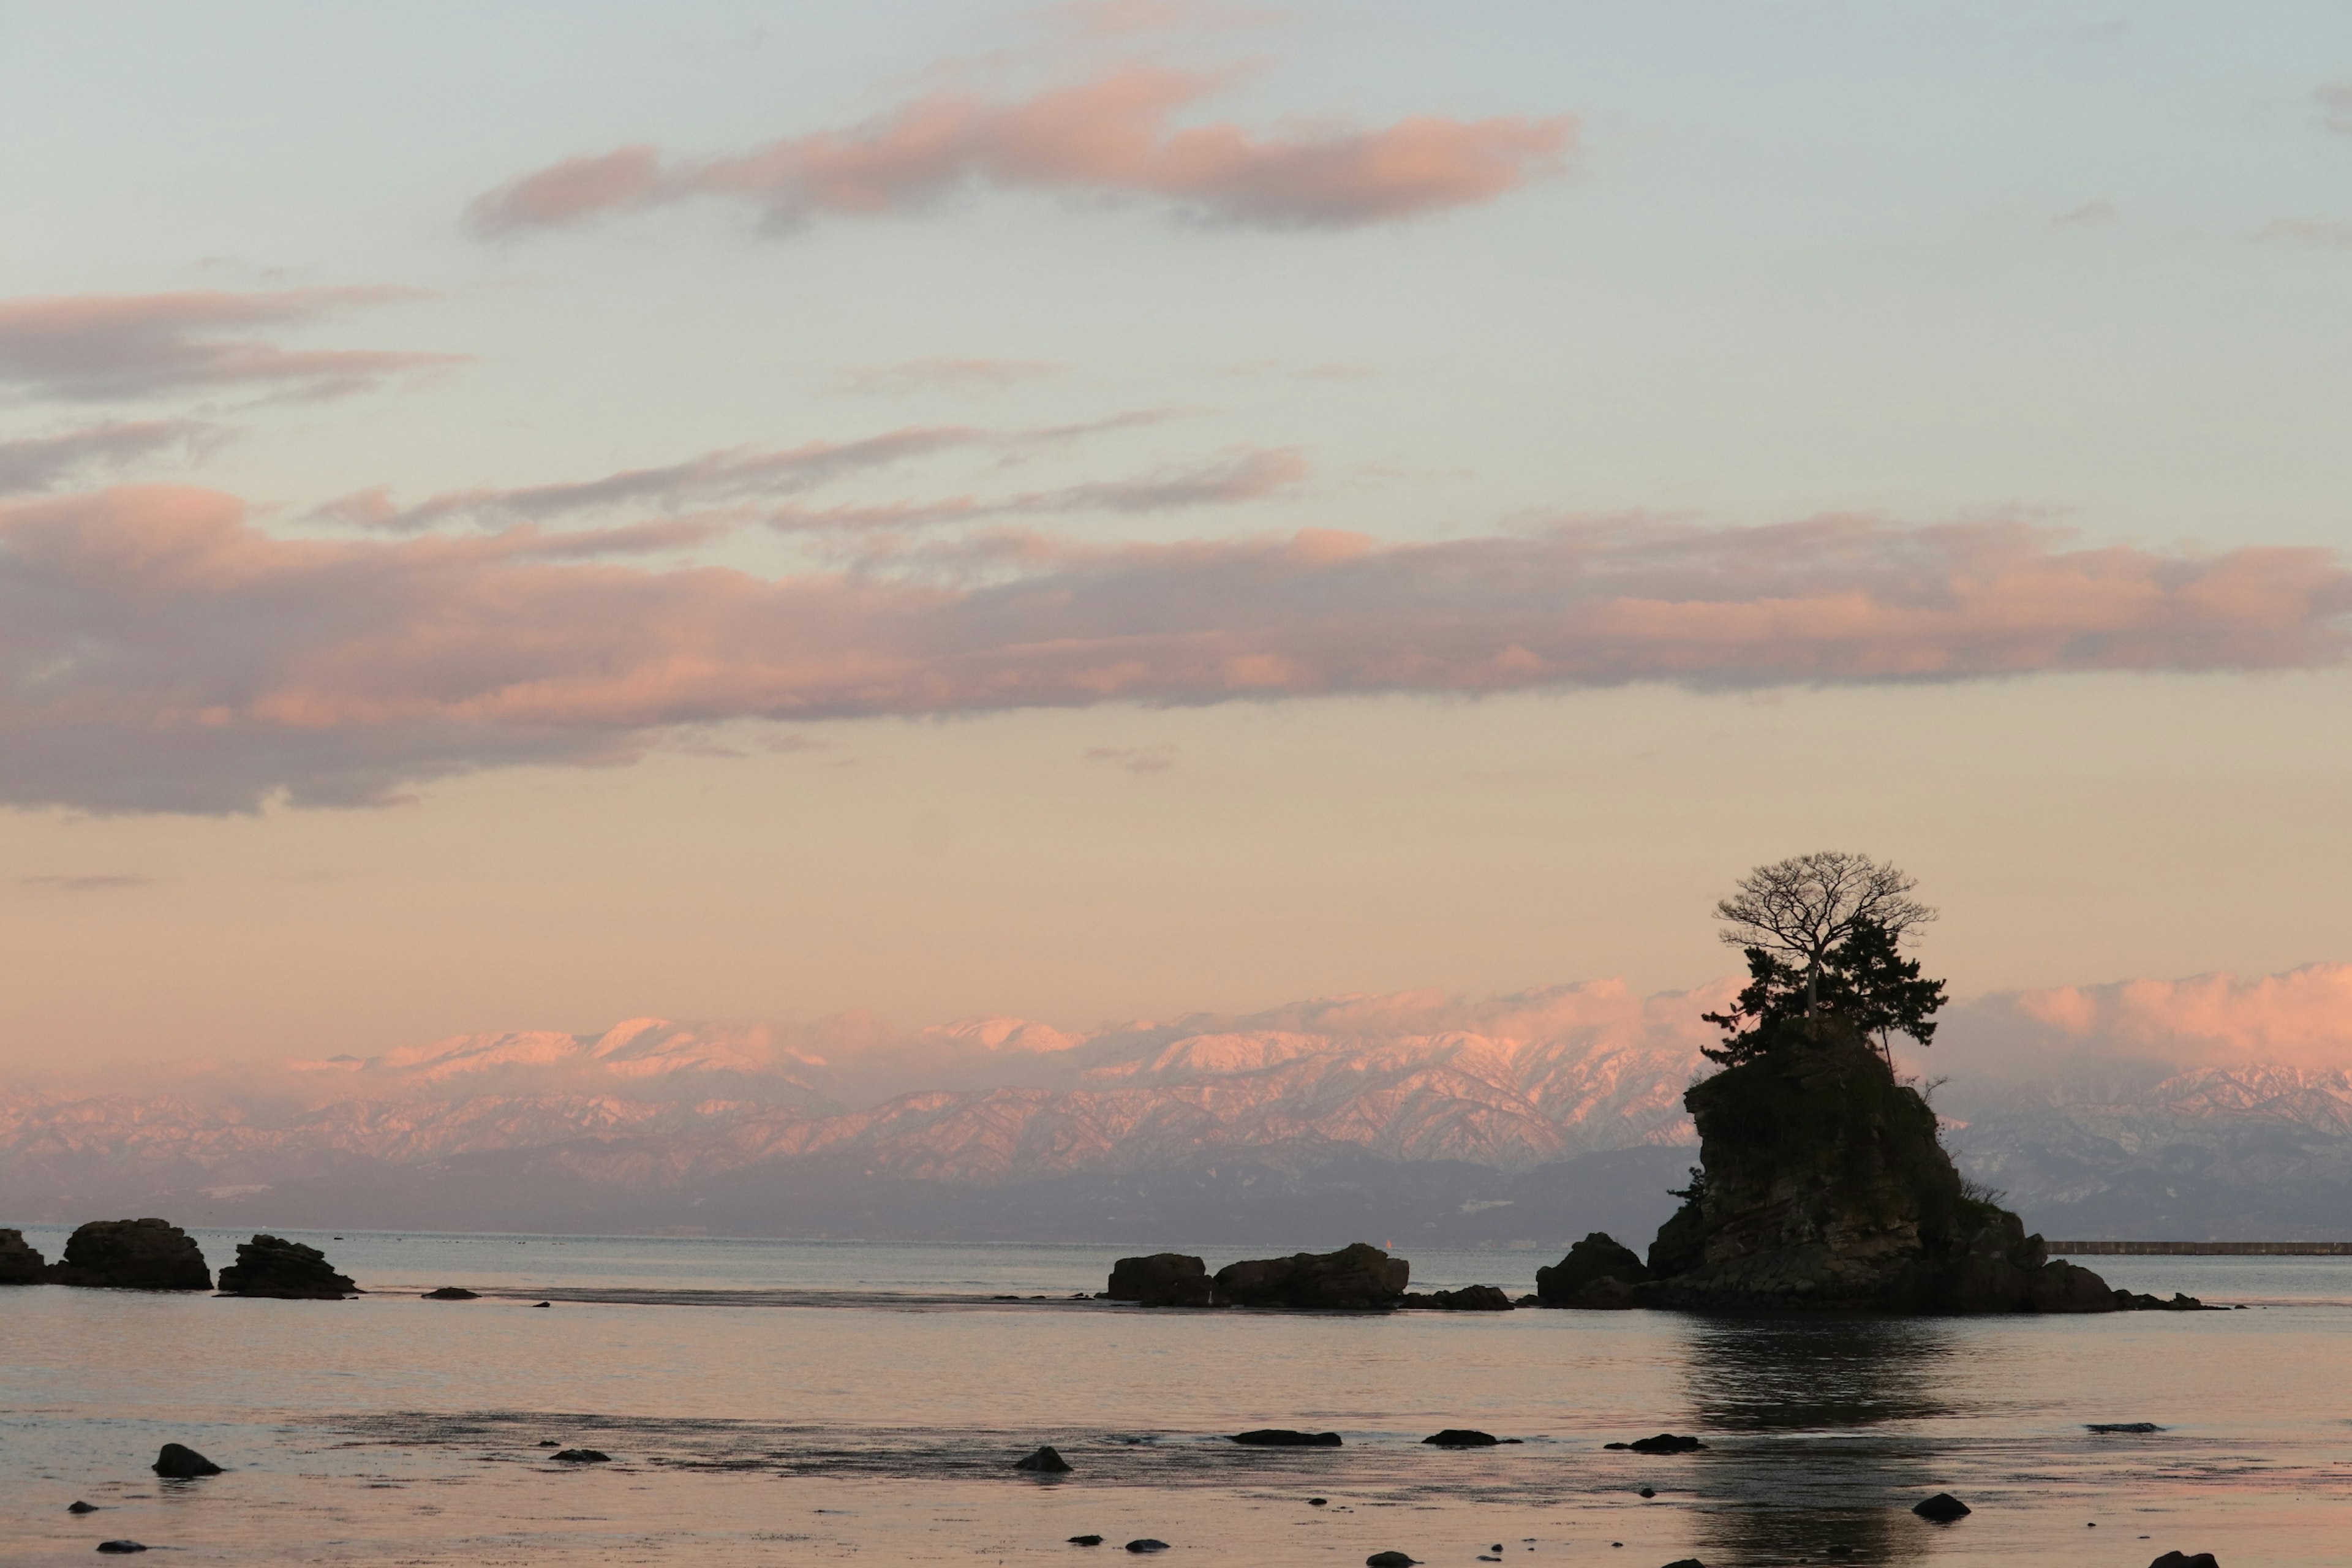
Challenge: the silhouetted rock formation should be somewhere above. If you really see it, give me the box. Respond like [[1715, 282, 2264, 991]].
[[422, 1286, 480, 1300], [45, 1219, 210, 1291], [0, 1228, 45, 1284], [1228, 1428, 1343, 1446], [1213, 1243, 1408, 1310], [1536, 1232, 1651, 1307], [1635, 1018, 2144, 1313], [153, 1443, 222, 1477], [1401, 1284, 1514, 1311], [216, 1235, 358, 1299], [1014, 1445, 1071, 1472], [1105, 1253, 1211, 1307]]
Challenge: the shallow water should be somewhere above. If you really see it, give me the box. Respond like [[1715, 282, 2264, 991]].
[[3, 1231, 2345, 1567]]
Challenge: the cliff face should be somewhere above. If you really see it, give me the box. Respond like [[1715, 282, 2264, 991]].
[[1642, 1018, 2114, 1313]]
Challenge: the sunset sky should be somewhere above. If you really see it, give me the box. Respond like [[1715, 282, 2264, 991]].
[[3, 1, 2350, 1068]]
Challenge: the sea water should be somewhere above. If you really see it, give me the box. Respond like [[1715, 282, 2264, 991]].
[[2, 1229, 2346, 1567]]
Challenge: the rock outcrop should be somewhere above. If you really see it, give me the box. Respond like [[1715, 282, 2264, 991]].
[[1535, 1232, 1651, 1306], [1105, 1253, 1212, 1307], [0, 1228, 45, 1284], [1634, 1019, 2134, 1313], [1213, 1243, 1408, 1310], [216, 1235, 359, 1299], [45, 1219, 211, 1291], [153, 1443, 223, 1477], [1401, 1285, 1514, 1311]]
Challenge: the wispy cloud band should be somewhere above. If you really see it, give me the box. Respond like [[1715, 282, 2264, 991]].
[[2, 488, 2345, 813]]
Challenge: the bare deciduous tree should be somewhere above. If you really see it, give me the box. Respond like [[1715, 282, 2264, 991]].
[[1714, 851, 1935, 1013]]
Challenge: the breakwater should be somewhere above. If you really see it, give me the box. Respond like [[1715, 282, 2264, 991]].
[[2048, 1240, 2352, 1256]]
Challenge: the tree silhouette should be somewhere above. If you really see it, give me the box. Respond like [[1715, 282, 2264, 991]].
[[1702, 914, 1948, 1068]]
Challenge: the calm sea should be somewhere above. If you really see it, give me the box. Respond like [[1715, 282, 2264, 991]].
[[4, 1228, 2346, 1567]]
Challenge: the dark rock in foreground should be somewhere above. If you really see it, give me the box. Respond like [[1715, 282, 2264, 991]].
[[1214, 1243, 1408, 1310], [1106, 1253, 1212, 1308], [0, 1228, 46, 1284], [422, 1286, 480, 1300], [153, 1444, 222, 1478], [1229, 1428, 1342, 1446], [1123, 1541, 1169, 1553], [68, 1502, 98, 1514], [1634, 1019, 2147, 1313], [1400, 1285, 1513, 1311], [1014, 1446, 1071, 1472], [1605, 1433, 1705, 1453], [1421, 1430, 1501, 1446], [551, 1449, 611, 1463], [1068, 1535, 1104, 1546], [2087, 1422, 2163, 1433], [1366, 1553, 1420, 1567], [1536, 1233, 1651, 1306], [2148, 1553, 2218, 1568], [1912, 1493, 1971, 1521], [217, 1235, 358, 1300], [47, 1220, 210, 1291], [95, 1542, 146, 1554]]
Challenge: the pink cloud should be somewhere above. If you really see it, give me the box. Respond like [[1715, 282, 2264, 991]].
[[0, 288, 458, 401], [0, 420, 214, 494], [1977, 965, 2352, 1072], [2, 489, 2347, 812], [469, 66, 1572, 235]]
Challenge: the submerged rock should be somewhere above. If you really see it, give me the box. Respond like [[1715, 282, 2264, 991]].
[[1229, 1429, 1343, 1446], [1634, 1019, 2131, 1314], [153, 1444, 222, 1478], [94, 1542, 147, 1554], [216, 1235, 358, 1300], [1912, 1493, 1971, 1521], [1213, 1243, 1408, 1310], [1606, 1434, 1705, 1454], [551, 1449, 611, 1463], [2147, 1553, 2218, 1568], [1536, 1234, 1652, 1306], [1068, 1536, 1104, 1547], [1123, 1541, 1169, 1553], [68, 1502, 98, 1514], [2087, 1422, 2163, 1434], [1366, 1553, 1420, 1567], [1421, 1430, 1501, 1446], [1014, 1446, 1072, 1472], [0, 1228, 46, 1285], [1106, 1254, 1212, 1308], [47, 1220, 210, 1292], [421, 1286, 480, 1300]]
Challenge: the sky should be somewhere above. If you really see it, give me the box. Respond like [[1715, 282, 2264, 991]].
[[2, 1, 2350, 1069]]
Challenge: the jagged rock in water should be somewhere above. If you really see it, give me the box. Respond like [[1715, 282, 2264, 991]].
[[153, 1444, 223, 1477], [1105, 1253, 1212, 1307], [1213, 1243, 1408, 1310], [1635, 1019, 2127, 1314], [0, 1228, 45, 1285], [1400, 1285, 1514, 1311], [1535, 1232, 1651, 1306], [1014, 1446, 1072, 1472], [216, 1235, 359, 1299], [45, 1220, 211, 1292]]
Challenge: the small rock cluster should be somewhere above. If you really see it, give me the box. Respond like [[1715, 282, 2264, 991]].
[[1105, 1243, 1413, 1310]]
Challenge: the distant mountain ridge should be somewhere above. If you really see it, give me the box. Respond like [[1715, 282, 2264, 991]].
[[6, 974, 2352, 1241]]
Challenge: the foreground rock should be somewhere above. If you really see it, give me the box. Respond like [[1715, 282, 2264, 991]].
[[1213, 1243, 1408, 1310], [216, 1235, 359, 1299], [1605, 1434, 1705, 1453], [1912, 1493, 1970, 1521], [1400, 1285, 1513, 1311], [551, 1449, 611, 1463], [95, 1542, 146, 1554], [1229, 1428, 1341, 1446], [422, 1286, 480, 1300], [1536, 1234, 1651, 1307], [153, 1444, 222, 1477], [1105, 1253, 1211, 1308], [1421, 1430, 1502, 1446], [45, 1220, 210, 1291], [1633, 1017, 2167, 1313], [2148, 1553, 2218, 1568], [0, 1228, 46, 1284], [1014, 1446, 1072, 1472], [1365, 1554, 1419, 1567]]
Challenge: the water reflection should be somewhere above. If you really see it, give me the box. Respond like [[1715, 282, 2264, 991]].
[[1677, 1317, 1969, 1566]]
